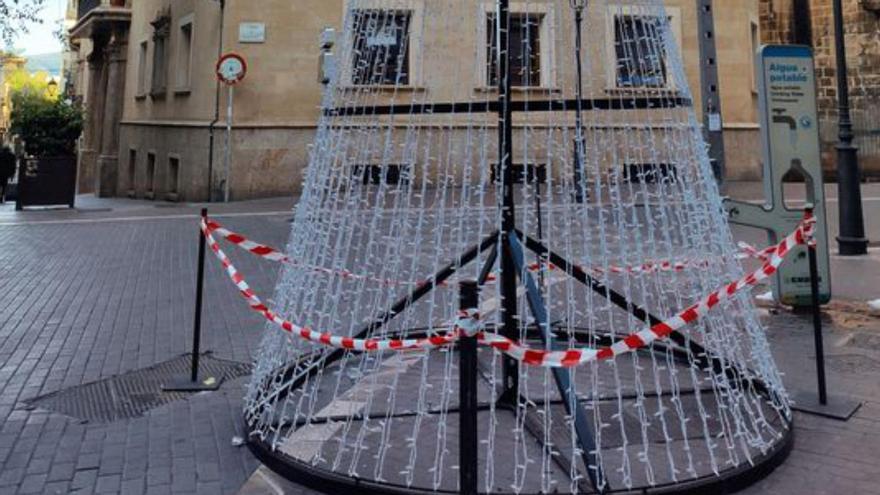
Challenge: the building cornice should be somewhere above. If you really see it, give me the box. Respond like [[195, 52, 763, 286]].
[[119, 119, 763, 132], [119, 120, 320, 129], [69, 6, 131, 40]]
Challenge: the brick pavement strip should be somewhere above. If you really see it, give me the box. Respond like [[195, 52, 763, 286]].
[[0, 207, 288, 495], [1, 199, 880, 495]]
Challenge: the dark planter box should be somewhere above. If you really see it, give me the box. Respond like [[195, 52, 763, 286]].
[[16, 155, 78, 211]]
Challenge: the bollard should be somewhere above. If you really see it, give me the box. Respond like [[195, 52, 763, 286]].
[[163, 208, 221, 392], [458, 280, 479, 495]]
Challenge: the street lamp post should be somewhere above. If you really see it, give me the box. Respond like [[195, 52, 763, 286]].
[[832, 0, 869, 255], [570, 0, 587, 204], [47, 79, 59, 99]]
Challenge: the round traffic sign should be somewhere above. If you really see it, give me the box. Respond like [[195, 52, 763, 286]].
[[216, 53, 247, 85]]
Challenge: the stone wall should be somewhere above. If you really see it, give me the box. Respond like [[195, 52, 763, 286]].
[[761, 0, 880, 178], [111, 0, 765, 201], [118, 123, 312, 202], [760, 0, 798, 43]]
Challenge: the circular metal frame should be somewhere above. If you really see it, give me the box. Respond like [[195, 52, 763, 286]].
[[246, 421, 792, 495], [244, 327, 794, 495]]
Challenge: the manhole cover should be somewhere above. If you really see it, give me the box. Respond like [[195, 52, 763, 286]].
[[825, 354, 880, 374], [27, 354, 251, 423]]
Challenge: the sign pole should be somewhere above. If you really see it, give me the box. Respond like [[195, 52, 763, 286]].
[[224, 85, 234, 203], [215, 52, 247, 203]]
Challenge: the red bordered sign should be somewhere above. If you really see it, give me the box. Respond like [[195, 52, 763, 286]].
[[216, 53, 247, 85]]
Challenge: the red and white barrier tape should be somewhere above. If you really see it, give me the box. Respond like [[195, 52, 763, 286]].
[[474, 212, 816, 368], [202, 212, 814, 368], [204, 220, 444, 289], [203, 220, 468, 352], [736, 241, 776, 263], [205, 220, 774, 287], [205, 220, 290, 263]]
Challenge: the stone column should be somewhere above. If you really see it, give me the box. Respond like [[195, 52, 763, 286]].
[[95, 29, 128, 197], [78, 42, 107, 194]]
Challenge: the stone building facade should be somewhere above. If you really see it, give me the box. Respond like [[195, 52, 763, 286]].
[[760, 0, 880, 177], [67, 0, 766, 201], [68, 0, 133, 196]]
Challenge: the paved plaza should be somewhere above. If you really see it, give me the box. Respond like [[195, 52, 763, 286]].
[[0, 183, 878, 494]]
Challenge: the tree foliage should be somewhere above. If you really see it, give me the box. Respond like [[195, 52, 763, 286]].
[[5, 67, 55, 100], [10, 87, 83, 157], [1, 0, 46, 46]]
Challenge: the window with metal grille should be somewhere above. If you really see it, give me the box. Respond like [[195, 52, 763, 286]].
[[168, 156, 180, 195], [487, 13, 542, 87], [150, 14, 171, 96], [176, 17, 194, 90], [622, 163, 678, 183], [136, 41, 148, 97], [614, 15, 668, 89], [146, 153, 156, 195], [351, 10, 412, 85], [491, 163, 547, 184], [128, 149, 137, 192], [351, 164, 411, 185]]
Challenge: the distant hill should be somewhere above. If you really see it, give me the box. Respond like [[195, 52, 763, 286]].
[[24, 52, 62, 78]]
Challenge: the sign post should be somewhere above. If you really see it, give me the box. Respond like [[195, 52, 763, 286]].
[[224, 87, 234, 203], [216, 53, 247, 203], [724, 45, 831, 307]]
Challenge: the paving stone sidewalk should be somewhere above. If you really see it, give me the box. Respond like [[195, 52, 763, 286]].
[[0, 199, 293, 495], [0, 190, 878, 495], [242, 307, 880, 495]]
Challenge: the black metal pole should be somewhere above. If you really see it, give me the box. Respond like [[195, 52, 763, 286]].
[[257, 233, 499, 407], [534, 179, 546, 288], [497, 0, 520, 401], [807, 211, 828, 405], [458, 281, 480, 495], [572, 6, 587, 204], [832, 0, 869, 256], [162, 207, 221, 392], [696, 0, 726, 186], [191, 208, 208, 383]]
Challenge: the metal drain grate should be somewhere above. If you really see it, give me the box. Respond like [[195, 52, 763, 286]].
[[28, 354, 251, 423]]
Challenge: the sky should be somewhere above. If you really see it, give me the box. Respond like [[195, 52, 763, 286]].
[[10, 0, 67, 55]]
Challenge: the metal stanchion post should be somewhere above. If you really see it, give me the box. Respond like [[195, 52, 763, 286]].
[[458, 280, 479, 495], [807, 229, 828, 406], [791, 208, 860, 420], [163, 208, 222, 392]]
